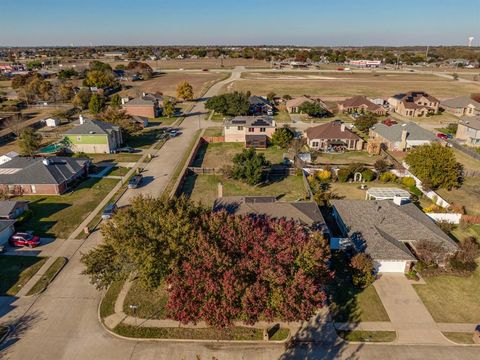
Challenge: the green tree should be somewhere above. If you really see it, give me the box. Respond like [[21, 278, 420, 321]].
[[355, 114, 378, 132], [99, 108, 140, 135], [89, 60, 112, 72], [405, 143, 463, 190], [298, 101, 328, 117], [266, 91, 276, 101], [271, 127, 294, 149], [88, 93, 104, 114], [205, 92, 250, 116], [350, 253, 376, 288], [18, 128, 42, 156], [109, 94, 122, 109], [231, 148, 270, 185], [176, 81, 194, 101], [84, 70, 116, 88], [73, 88, 92, 110], [163, 98, 176, 118]]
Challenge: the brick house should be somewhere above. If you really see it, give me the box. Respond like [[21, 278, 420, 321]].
[[388, 91, 439, 117], [285, 96, 330, 114], [305, 121, 364, 151], [0, 156, 89, 195], [441, 96, 480, 117], [123, 93, 162, 118], [338, 96, 387, 116], [224, 116, 276, 148]]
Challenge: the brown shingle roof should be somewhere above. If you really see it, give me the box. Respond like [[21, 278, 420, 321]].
[[339, 96, 382, 112], [305, 121, 362, 141]]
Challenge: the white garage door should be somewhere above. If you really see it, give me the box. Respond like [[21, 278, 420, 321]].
[[376, 260, 406, 273]]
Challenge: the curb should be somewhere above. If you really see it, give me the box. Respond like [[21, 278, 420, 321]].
[[24, 257, 68, 297]]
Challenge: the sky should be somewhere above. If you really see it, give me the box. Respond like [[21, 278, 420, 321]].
[[0, 0, 478, 47]]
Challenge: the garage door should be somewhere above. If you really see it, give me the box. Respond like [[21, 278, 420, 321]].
[[376, 260, 406, 273]]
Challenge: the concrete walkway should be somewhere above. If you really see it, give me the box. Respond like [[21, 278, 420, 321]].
[[374, 273, 451, 345]]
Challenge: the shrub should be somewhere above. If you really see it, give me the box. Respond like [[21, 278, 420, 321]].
[[414, 239, 446, 267], [401, 176, 416, 188], [406, 269, 419, 281], [316, 170, 332, 182], [350, 253, 376, 288], [409, 185, 422, 198], [361, 169, 375, 182], [337, 168, 352, 183], [379, 172, 398, 183]]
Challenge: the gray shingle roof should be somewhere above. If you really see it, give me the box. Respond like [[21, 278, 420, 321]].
[[371, 122, 437, 142], [0, 200, 28, 218], [0, 157, 89, 185], [459, 116, 480, 130], [213, 196, 326, 228], [65, 119, 120, 135], [331, 200, 457, 261], [441, 96, 480, 109]]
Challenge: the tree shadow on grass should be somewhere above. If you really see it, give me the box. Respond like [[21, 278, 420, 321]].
[[16, 199, 70, 238]]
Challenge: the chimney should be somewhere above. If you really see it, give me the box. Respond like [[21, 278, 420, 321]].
[[340, 123, 346, 132], [142, 92, 146, 97], [79, 114, 84, 124], [121, 98, 125, 105], [42, 158, 50, 166], [217, 182, 223, 198], [400, 129, 408, 151], [393, 195, 404, 206]]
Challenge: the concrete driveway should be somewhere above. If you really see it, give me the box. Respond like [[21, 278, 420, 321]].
[[374, 273, 450, 345]]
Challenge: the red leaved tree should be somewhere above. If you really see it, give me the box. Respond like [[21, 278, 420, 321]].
[[166, 211, 332, 328]]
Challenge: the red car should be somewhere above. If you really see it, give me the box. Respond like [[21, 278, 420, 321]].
[[436, 133, 448, 140], [9, 232, 40, 248]]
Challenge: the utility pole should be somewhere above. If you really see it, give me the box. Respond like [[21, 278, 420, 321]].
[[425, 45, 430, 61]]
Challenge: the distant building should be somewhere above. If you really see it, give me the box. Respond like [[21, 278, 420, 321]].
[[455, 116, 480, 147], [388, 91, 440, 117], [349, 60, 382, 68], [224, 116, 276, 148], [338, 96, 387, 116], [45, 117, 60, 127], [441, 96, 480, 117], [64, 116, 123, 154], [369, 122, 438, 151], [305, 121, 364, 151]]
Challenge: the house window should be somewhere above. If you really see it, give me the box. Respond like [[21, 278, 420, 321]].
[[76, 136, 82, 141], [31, 185, 37, 194], [312, 141, 319, 147], [237, 126, 243, 131], [260, 128, 266, 132], [7, 185, 15, 192], [248, 128, 254, 132]]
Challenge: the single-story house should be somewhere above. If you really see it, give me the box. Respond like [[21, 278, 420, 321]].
[[0, 151, 19, 165], [224, 116, 276, 148], [249, 96, 274, 115], [305, 121, 364, 151], [285, 96, 330, 114], [441, 96, 480, 117], [338, 96, 387, 116], [123, 93, 162, 118], [0, 156, 89, 195], [330, 199, 457, 273], [455, 116, 480, 147], [129, 115, 149, 128], [64, 116, 123, 154], [388, 91, 440, 117], [0, 220, 15, 245], [0, 200, 29, 219], [369, 122, 438, 151], [213, 195, 328, 234]]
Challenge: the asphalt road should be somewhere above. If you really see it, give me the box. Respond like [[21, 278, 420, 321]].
[[1, 67, 480, 359]]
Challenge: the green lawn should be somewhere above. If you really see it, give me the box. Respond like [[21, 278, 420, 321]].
[[17, 177, 119, 238], [124, 281, 169, 319], [114, 324, 289, 341], [125, 128, 165, 149], [100, 280, 125, 319], [437, 177, 480, 216], [106, 166, 130, 177], [413, 262, 480, 323], [336, 330, 396, 343], [203, 127, 223, 138], [314, 151, 383, 166], [26, 257, 67, 296], [442, 332, 475, 344], [0, 256, 48, 296], [182, 174, 307, 206], [73, 153, 142, 164], [210, 111, 230, 122], [192, 142, 287, 168], [274, 110, 291, 123]]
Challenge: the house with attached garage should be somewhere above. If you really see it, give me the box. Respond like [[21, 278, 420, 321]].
[[338, 95, 387, 116], [369, 122, 438, 151], [305, 120, 364, 152], [441, 96, 480, 117], [0, 156, 89, 195], [63, 115, 123, 154], [388, 91, 439, 117], [285, 96, 330, 114], [455, 116, 480, 147], [330, 199, 457, 273], [224, 116, 276, 149]]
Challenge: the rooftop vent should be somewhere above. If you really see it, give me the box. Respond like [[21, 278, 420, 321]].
[[42, 158, 50, 166]]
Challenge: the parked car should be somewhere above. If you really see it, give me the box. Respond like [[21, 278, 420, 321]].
[[169, 129, 181, 137], [436, 133, 448, 140], [9, 232, 40, 248], [116, 146, 136, 153], [102, 203, 117, 220], [128, 174, 143, 189]]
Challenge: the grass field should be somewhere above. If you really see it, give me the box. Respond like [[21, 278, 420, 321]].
[[413, 262, 480, 323], [314, 151, 383, 165], [0, 256, 48, 296], [222, 71, 480, 98], [182, 174, 307, 206], [192, 142, 286, 168], [145, 58, 269, 70], [120, 71, 226, 98], [436, 177, 480, 215], [17, 177, 119, 238], [124, 281, 169, 319]]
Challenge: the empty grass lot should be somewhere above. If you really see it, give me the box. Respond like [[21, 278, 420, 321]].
[[182, 174, 307, 206], [203, 127, 223, 138], [314, 151, 383, 165], [192, 142, 286, 168], [436, 177, 480, 215], [0, 256, 48, 296], [17, 177, 119, 238], [413, 263, 480, 323], [221, 72, 480, 98]]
